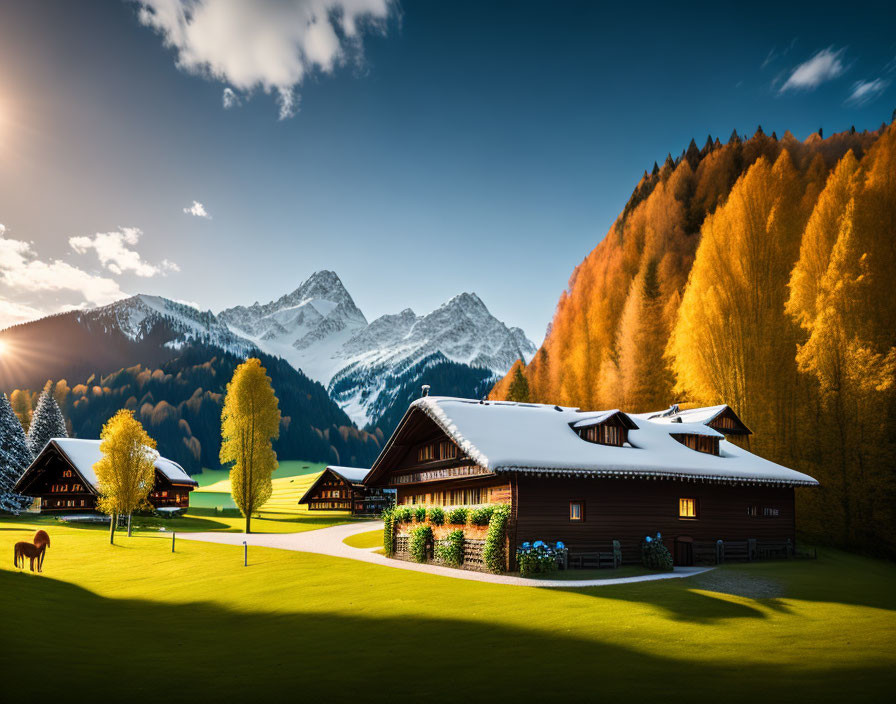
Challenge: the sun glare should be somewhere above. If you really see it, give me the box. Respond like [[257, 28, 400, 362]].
[[0, 339, 7, 358]]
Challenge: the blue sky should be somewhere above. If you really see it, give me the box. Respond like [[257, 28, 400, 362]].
[[0, 0, 894, 343]]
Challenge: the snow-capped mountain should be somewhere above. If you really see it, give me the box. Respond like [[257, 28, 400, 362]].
[[219, 272, 536, 427], [219, 270, 368, 382], [88, 294, 255, 357]]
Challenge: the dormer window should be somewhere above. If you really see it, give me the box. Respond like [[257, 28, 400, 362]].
[[672, 433, 720, 456], [417, 440, 459, 463], [579, 424, 625, 446], [573, 411, 637, 447]]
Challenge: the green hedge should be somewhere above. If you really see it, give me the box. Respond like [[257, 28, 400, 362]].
[[426, 506, 445, 526], [382, 508, 397, 557], [393, 506, 412, 524], [413, 505, 427, 523], [483, 504, 511, 573], [435, 529, 465, 567], [410, 524, 433, 563], [447, 507, 469, 525], [470, 506, 496, 526]]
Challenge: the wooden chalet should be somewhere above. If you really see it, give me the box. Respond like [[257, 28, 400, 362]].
[[299, 465, 394, 516], [364, 396, 818, 569], [14, 438, 198, 513]]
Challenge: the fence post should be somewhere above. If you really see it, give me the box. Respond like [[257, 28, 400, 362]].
[[243, 541, 248, 567], [172, 531, 176, 553], [716, 539, 724, 564]]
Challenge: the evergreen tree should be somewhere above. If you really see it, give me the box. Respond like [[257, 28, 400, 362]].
[[651, 161, 660, 176], [26, 385, 68, 456], [0, 393, 33, 513], [685, 138, 700, 168], [506, 362, 530, 403]]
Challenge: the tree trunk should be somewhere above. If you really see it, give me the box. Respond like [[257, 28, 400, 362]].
[[109, 513, 116, 544], [127, 513, 132, 537], [245, 512, 251, 534]]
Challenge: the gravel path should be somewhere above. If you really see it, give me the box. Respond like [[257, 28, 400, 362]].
[[692, 569, 785, 599], [180, 521, 713, 588]]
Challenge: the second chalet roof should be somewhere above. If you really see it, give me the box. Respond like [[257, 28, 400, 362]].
[[404, 397, 817, 486], [327, 465, 371, 484], [47, 438, 198, 489]]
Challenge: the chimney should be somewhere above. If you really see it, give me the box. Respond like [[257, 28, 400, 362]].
[[421, 385, 430, 398]]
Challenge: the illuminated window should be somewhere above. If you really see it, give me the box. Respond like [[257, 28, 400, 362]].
[[747, 505, 759, 517], [63, 469, 73, 478], [763, 507, 780, 517], [679, 498, 697, 518], [569, 501, 584, 522], [417, 444, 435, 462], [439, 441, 458, 460]]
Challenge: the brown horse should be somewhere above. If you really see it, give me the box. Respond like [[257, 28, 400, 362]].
[[33, 530, 50, 570], [14, 542, 47, 572]]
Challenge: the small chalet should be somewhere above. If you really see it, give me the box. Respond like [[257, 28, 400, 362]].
[[15, 438, 198, 513], [364, 397, 818, 568], [299, 465, 394, 516]]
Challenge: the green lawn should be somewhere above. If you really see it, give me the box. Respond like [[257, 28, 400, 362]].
[[190, 461, 335, 517], [2, 515, 894, 703], [342, 529, 383, 549]]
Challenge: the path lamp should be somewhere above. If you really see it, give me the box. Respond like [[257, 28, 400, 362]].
[[243, 540, 248, 567]]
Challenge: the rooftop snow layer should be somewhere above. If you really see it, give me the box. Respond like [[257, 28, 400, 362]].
[[327, 465, 371, 483], [51, 438, 197, 489], [412, 397, 818, 486]]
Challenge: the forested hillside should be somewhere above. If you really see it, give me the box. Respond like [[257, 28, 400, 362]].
[[491, 122, 896, 557], [10, 346, 384, 475]]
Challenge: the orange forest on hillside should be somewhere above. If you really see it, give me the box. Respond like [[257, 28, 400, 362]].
[[491, 124, 896, 557]]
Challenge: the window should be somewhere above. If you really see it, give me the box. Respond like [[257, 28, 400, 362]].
[[672, 434, 720, 456], [747, 505, 759, 517], [417, 444, 435, 462], [569, 501, 584, 522], [679, 498, 697, 518], [763, 507, 780, 517], [439, 441, 458, 460], [62, 469, 73, 478], [578, 423, 625, 446]]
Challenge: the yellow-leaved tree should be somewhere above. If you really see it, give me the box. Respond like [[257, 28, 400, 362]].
[[220, 358, 281, 534], [94, 409, 158, 544]]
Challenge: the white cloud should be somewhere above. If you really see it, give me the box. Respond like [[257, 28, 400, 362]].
[[0, 225, 128, 328], [780, 47, 847, 92], [846, 78, 890, 106], [183, 200, 211, 218], [69, 227, 179, 277], [136, 0, 393, 119], [222, 87, 240, 109]]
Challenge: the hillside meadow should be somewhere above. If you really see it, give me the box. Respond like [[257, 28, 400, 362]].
[[1, 515, 894, 703]]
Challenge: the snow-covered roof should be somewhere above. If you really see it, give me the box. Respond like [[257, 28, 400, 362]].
[[327, 465, 370, 483], [401, 397, 817, 486], [631, 404, 751, 433], [48, 438, 197, 489]]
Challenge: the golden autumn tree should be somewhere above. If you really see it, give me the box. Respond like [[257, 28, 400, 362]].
[[94, 409, 158, 544], [616, 259, 674, 411], [220, 358, 280, 534], [668, 151, 810, 458], [789, 125, 896, 550]]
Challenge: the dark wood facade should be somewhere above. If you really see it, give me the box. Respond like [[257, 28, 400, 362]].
[[16, 442, 195, 513], [300, 468, 394, 516], [367, 405, 801, 568]]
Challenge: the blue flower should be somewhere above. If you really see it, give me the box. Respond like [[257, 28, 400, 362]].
[[656, 532, 662, 540], [645, 536, 652, 543], [534, 540, 545, 548], [522, 542, 531, 549], [556, 541, 565, 549]]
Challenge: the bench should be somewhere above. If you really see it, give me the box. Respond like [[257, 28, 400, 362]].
[[757, 538, 792, 560], [569, 541, 621, 569]]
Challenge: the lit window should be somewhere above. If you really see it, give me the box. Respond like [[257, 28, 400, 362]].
[[763, 507, 780, 517], [417, 444, 435, 462], [747, 505, 759, 517], [569, 501, 584, 521], [679, 498, 697, 518]]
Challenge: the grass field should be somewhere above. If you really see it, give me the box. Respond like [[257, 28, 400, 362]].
[[342, 528, 383, 548], [1, 515, 894, 703], [190, 461, 336, 516]]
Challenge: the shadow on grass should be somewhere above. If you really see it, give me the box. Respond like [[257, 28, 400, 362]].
[[564, 551, 896, 619], [0, 570, 891, 704]]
